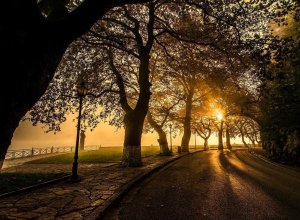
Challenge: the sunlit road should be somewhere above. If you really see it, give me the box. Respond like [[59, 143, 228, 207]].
[[104, 150, 300, 220]]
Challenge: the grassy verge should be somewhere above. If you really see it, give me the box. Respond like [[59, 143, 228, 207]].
[[0, 172, 67, 195], [26, 146, 161, 164]]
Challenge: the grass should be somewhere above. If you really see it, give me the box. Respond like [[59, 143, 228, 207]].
[[26, 146, 161, 164], [0, 172, 67, 195]]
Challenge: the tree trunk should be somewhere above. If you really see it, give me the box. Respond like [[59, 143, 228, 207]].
[[226, 126, 232, 150], [204, 138, 209, 151], [218, 121, 224, 150], [251, 140, 256, 151], [241, 133, 249, 150], [122, 110, 148, 167], [79, 131, 86, 151], [157, 135, 171, 156], [121, 47, 152, 166], [147, 113, 171, 156], [181, 91, 194, 152]]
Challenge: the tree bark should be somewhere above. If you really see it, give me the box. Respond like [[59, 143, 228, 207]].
[[218, 121, 224, 150], [204, 138, 209, 151], [241, 132, 249, 150], [121, 46, 152, 166], [147, 113, 171, 156], [226, 126, 232, 150], [79, 131, 86, 151], [181, 90, 194, 152], [0, 0, 149, 169], [122, 104, 151, 166], [110, 3, 155, 167]]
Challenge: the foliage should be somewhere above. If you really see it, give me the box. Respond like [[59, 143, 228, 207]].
[[255, 7, 300, 162], [26, 0, 300, 162]]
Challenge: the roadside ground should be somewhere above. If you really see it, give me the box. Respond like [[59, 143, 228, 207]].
[[0, 149, 200, 219]]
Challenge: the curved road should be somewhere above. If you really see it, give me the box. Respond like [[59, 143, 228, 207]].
[[104, 150, 300, 220]]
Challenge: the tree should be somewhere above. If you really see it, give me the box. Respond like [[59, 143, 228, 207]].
[[145, 66, 182, 155], [0, 0, 150, 169], [194, 117, 213, 151], [225, 122, 233, 150], [28, 1, 185, 167], [2, 0, 296, 169], [231, 116, 260, 150], [166, 47, 212, 152], [255, 8, 300, 163]]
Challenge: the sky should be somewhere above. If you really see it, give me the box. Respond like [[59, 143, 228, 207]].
[[9, 114, 243, 150]]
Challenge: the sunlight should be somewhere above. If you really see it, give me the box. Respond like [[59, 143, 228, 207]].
[[216, 111, 223, 121]]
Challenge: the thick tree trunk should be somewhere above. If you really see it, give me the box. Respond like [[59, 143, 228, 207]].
[[0, 35, 66, 169], [181, 91, 194, 152], [121, 48, 152, 166], [0, 0, 65, 169], [204, 138, 209, 151], [157, 135, 171, 156], [0, 116, 21, 169], [121, 109, 145, 167], [147, 113, 171, 156], [0, 39, 67, 167], [226, 126, 232, 150], [218, 121, 224, 150], [122, 110, 148, 167]]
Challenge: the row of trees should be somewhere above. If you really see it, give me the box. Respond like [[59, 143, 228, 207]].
[[27, 0, 277, 167], [0, 0, 298, 168]]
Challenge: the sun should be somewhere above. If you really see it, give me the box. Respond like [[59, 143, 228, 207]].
[[216, 111, 223, 121]]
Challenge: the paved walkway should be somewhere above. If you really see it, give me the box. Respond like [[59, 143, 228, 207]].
[[106, 150, 300, 220], [0, 153, 189, 220]]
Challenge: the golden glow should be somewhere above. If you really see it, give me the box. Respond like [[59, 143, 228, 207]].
[[216, 110, 223, 121]]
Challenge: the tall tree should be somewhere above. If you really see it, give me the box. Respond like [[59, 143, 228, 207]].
[[145, 65, 182, 155], [28, 1, 182, 167], [255, 7, 300, 163], [0, 0, 150, 168]]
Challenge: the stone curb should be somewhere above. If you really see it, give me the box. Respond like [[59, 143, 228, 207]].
[[0, 174, 71, 199], [96, 150, 203, 219]]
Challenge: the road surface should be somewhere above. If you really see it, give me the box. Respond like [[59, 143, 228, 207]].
[[104, 150, 300, 220]]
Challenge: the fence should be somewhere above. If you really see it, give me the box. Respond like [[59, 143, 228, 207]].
[[5, 145, 102, 160]]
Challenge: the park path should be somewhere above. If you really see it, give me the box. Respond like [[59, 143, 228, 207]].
[[0, 152, 189, 220], [106, 150, 300, 220]]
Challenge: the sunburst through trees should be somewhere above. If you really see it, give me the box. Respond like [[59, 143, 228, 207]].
[[2, 0, 299, 168]]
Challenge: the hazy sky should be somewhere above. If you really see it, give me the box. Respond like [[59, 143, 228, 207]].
[[9, 115, 242, 150]]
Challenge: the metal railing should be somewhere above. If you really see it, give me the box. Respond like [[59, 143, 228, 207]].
[[5, 145, 102, 160]]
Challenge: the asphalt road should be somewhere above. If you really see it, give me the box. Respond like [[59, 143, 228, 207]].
[[104, 150, 300, 220]]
